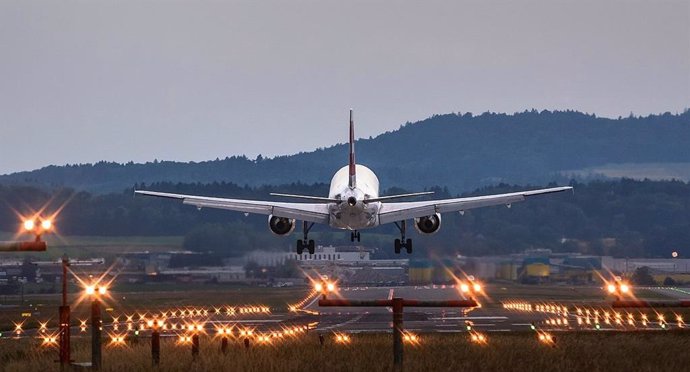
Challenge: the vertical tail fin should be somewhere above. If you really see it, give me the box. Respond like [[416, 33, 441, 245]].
[[348, 109, 356, 188]]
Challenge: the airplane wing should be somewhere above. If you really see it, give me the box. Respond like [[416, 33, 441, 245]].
[[134, 190, 330, 225], [377, 186, 573, 225]]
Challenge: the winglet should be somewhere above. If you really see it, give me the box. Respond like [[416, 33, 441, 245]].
[[348, 109, 356, 188]]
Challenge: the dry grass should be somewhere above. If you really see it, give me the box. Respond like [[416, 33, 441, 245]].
[[3, 332, 690, 372]]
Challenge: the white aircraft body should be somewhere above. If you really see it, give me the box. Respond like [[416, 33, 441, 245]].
[[136, 110, 572, 254]]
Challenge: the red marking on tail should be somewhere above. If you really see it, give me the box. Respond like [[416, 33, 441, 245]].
[[348, 109, 356, 188]]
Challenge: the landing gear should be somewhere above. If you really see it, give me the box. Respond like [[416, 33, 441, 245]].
[[393, 221, 413, 254], [393, 239, 412, 254], [350, 230, 361, 242], [296, 222, 315, 255], [297, 239, 315, 255]]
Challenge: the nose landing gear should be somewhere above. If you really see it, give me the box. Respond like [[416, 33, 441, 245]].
[[350, 231, 361, 242]]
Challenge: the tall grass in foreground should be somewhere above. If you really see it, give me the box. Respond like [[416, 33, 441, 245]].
[[2, 332, 690, 372]]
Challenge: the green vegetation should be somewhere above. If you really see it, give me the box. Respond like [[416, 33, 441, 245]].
[[0, 286, 311, 331], [0, 233, 182, 260], [484, 283, 675, 304], [2, 332, 690, 371], [3, 178, 690, 258]]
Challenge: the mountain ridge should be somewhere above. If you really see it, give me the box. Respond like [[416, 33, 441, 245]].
[[1, 109, 688, 193]]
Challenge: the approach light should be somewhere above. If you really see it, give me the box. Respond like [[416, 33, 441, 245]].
[[23, 220, 35, 231], [403, 332, 419, 343], [41, 220, 52, 230], [538, 332, 555, 345], [606, 280, 632, 296], [470, 332, 487, 344]]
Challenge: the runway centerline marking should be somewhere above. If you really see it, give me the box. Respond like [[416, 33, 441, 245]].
[[320, 313, 366, 331]]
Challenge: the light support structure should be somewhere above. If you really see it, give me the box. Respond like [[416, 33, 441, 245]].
[[59, 254, 71, 370], [318, 297, 478, 372], [86, 284, 107, 370]]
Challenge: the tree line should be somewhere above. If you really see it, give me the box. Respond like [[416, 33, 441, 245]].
[[1, 178, 690, 259]]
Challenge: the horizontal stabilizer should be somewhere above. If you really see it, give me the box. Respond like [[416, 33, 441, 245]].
[[364, 191, 435, 203], [269, 193, 340, 203]]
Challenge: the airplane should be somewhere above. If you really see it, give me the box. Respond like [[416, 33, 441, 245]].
[[135, 110, 573, 255]]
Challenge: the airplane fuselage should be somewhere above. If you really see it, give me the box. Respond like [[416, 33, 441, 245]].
[[327, 164, 381, 230]]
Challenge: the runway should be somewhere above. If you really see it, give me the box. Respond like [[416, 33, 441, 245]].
[[309, 285, 536, 333], [306, 285, 679, 334]]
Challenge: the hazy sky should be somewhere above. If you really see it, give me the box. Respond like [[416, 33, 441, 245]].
[[1, 0, 688, 174]]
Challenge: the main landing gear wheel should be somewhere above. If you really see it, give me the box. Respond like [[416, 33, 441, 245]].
[[296, 239, 316, 255], [350, 231, 361, 242], [393, 221, 413, 254], [296, 221, 316, 255]]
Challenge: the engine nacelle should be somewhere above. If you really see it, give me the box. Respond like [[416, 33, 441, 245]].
[[268, 215, 296, 236], [414, 213, 442, 235]]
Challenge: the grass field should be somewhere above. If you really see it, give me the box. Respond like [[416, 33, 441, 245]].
[[0, 233, 183, 259], [0, 286, 312, 333], [2, 332, 690, 372], [484, 283, 675, 305]]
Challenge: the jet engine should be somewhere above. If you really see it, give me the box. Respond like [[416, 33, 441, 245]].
[[414, 213, 442, 235], [268, 215, 296, 236]]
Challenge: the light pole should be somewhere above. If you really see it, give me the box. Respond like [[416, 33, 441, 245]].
[[59, 254, 71, 370], [85, 284, 107, 370], [148, 318, 164, 367]]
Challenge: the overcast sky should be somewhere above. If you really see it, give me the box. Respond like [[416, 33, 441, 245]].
[[0, 0, 688, 174]]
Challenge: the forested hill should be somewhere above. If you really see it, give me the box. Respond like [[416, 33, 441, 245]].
[[1, 110, 689, 193], [1, 179, 690, 259]]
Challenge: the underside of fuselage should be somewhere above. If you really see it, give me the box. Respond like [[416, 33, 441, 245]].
[[327, 164, 381, 230]]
